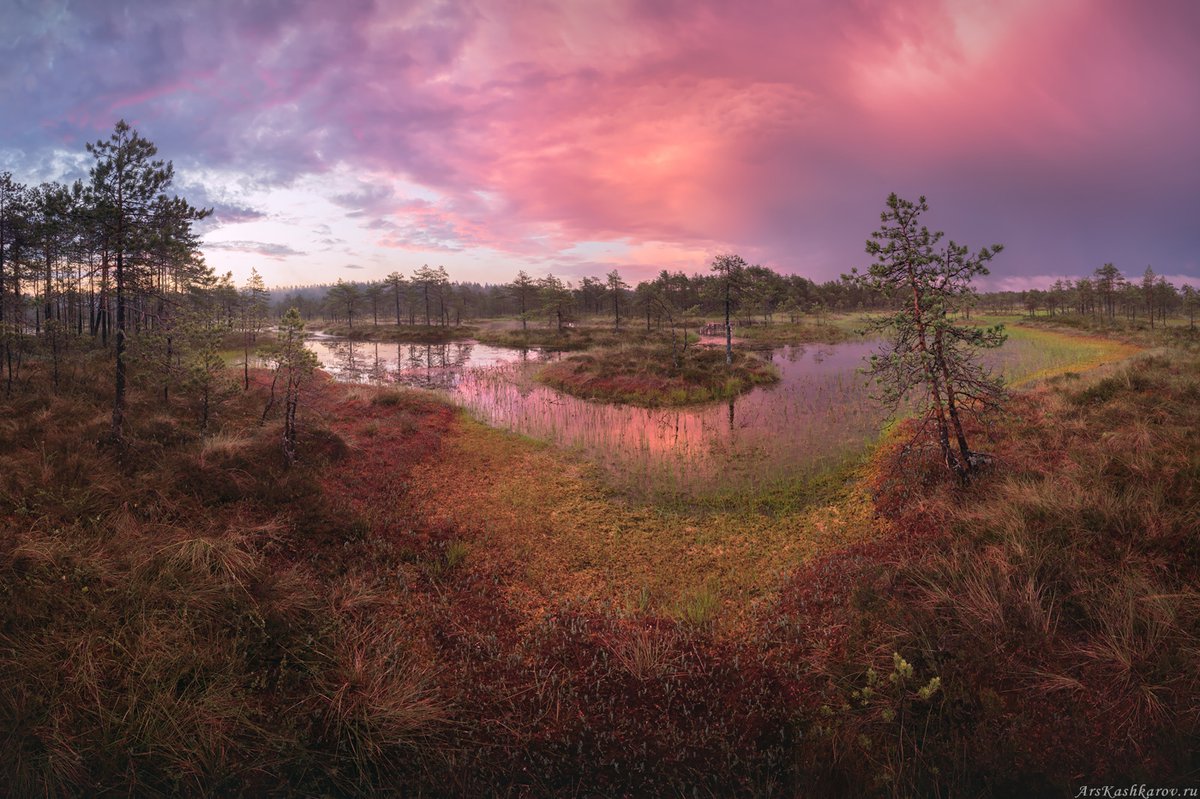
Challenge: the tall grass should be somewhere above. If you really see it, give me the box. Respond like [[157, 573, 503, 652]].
[[782, 352, 1200, 795], [0, 357, 448, 795], [2, 333, 1195, 795]]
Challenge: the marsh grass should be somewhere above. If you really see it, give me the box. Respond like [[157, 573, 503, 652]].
[[454, 347, 883, 507], [676, 584, 720, 627], [444, 540, 469, 570], [1012, 311, 1200, 349], [612, 625, 679, 680], [451, 327, 1131, 510], [0, 358, 448, 795], [800, 351, 1200, 795], [475, 324, 687, 352], [991, 323, 1141, 386], [322, 323, 478, 343]]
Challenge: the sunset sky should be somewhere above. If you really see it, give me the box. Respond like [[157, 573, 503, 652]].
[[3, 0, 1198, 290]]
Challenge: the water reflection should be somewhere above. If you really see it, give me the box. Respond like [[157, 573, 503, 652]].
[[304, 339, 554, 390], [302, 334, 1080, 499], [453, 341, 884, 497]]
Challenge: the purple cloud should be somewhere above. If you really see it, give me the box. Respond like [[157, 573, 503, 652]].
[[1, 0, 1197, 287]]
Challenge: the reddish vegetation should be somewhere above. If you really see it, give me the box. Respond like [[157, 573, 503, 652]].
[[785, 356, 1200, 794], [304, 383, 802, 793], [3, 352, 1197, 795], [300, 353, 1199, 795]]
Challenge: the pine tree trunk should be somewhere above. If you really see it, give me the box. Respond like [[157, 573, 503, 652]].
[[112, 247, 126, 441], [283, 381, 298, 465], [935, 329, 973, 470], [724, 284, 733, 366]]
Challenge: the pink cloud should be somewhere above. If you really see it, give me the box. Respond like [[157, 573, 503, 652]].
[[9, 0, 1200, 284]]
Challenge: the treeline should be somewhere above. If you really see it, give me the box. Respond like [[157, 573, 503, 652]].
[[0, 122, 285, 441], [277, 263, 880, 330], [978, 264, 1199, 327], [279, 261, 1200, 330], [8, 120, 1193, 373]]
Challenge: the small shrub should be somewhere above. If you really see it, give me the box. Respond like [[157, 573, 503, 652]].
[[300, 426, 350, 462], [371, 390, 408, 406]]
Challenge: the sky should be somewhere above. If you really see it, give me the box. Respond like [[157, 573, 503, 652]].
[[2, 0, 1199, 291]]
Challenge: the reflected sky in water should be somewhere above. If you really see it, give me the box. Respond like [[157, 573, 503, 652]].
[[303, 334, 1080, 498], [306, 336, 883, 497], [453, 341, 883, 496], [304, 337, 560, 390]]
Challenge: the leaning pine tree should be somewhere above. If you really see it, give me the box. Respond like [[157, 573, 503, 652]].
[[852, 193, 1007, 482]]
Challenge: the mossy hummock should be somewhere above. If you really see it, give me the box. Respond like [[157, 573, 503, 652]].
[[538, 344, 779, 406]]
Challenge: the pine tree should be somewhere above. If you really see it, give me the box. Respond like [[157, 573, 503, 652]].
[[328, 279, 361, 328], [262, 308, 318, 465], [364, 281, 384, 326], [509, 270, 536, 331], [710, 254, 746, 365], [852, 193, 1007, 482], [606, 269, 628, 331], [1093, 262, 1123, 320], [240, 268, 269, 390], [412, 265, 438, 326], [0, 173, 30, 394], [384, 271, 406, 325], [538, 274, 572, 332], [87, 120, 205, 441]]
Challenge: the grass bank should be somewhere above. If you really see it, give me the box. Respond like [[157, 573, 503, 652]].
[[997, 320, 1143, 386], [537, 344, 779, 406], [321, 322, 477, 342], [475, 324, 692, 351], [782, 351, 1200, 795], [733, 318, 857, 347], [404, 412, 877, 618], [1013, 311, 1200, 349]]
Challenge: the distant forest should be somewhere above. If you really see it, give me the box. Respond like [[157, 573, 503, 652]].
[[271, 262, 1199, 329]]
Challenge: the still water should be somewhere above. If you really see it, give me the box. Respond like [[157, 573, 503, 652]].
[[303, 336, 560, 390], [307, 333, 1084, 497], [306, 337, 885, 497]]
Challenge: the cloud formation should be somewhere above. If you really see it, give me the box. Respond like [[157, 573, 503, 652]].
[[2, 0, 1198, 287], [202, 240, 307, 259]]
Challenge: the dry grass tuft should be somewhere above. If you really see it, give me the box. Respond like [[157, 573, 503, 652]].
[[611, 625, 680, 681]]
